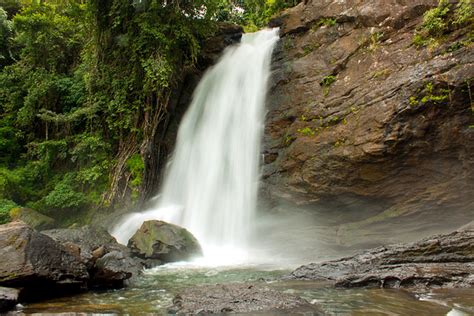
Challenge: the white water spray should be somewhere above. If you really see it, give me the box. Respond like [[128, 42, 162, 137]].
[[111, 29, 279, 263]]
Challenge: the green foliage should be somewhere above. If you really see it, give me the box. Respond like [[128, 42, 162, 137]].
[[284, 133, 296, 146], [295, 113, 348, 139], [422, 0, 450, 37], [0, 0, 297, 223], [126, 153, 145, 199], [297, 127, 315, 136], [302, 43, 318, 56], [0, 198, 17, 224], [413, 0, 473, 48], [43, 181, 87, 211], [238, 0, 300, 30], [409, 96, 419, 107], [446, 40, 465, 52], [13, 2, 86, 73], [321, 75, 337, 87], [320, 74, 337, 96], [453, 0, 474, 26], [313, 17, 337, 30], [334, 137, 347, 147], [409, 82, 451, 107], [0, 7, 14, 66], [420, 82, 450, 104], [368, 32, 384, 51]]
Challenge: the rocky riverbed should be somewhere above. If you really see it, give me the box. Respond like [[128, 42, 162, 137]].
[[0, 219, 203, 313], [2, 220, 472, 314]]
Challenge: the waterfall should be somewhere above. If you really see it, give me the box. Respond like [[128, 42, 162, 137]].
[[111, 29, 279, 263]]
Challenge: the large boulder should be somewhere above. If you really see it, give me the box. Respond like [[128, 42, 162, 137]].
[[128, 220, 202, 263], [43, 226, 144, 287], [0, 221, 88, 292], [9, 207, 55, 230], [91, 250, 141, 287], [43, 225, 121, 268], [0, 287, 19, 313], [170, 283, 320, 315], [287, 228, 474, 289]]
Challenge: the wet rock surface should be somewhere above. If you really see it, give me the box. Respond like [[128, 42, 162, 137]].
[[0, 287, 19, 313], [0, 222, 148, 312], [90, 250, 139, 287], [43, 225, 144, 286], [0, 221, 89, 293], [43, 226, 126, 267], [8, 207, 55, 231], [170, 283, 321, 315], [128, 220, 202, 263], [264, 0, 474, 245], [287, 228, 474, 289]]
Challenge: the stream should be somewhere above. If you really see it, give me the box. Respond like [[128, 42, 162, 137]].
[[17, 263, 474, 315]]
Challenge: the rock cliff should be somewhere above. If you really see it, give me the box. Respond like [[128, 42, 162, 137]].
[[263, 0, 474, 245]]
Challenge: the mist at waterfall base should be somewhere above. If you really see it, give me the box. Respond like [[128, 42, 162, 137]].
[[111, 29, 287, 266]]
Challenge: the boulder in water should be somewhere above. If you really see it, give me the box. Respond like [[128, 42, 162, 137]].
[[91, 250, 141, 287], [128, 220, 202, 263]]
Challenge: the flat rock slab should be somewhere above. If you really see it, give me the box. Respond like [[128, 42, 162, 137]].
[[287, 229, 474, 289], [170, 283, 320, 314]]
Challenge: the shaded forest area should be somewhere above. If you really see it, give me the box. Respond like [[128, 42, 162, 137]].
[[0, 0, 300, 225]]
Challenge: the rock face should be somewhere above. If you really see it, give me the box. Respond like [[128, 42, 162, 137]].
[[92, 251, 139, 287], [9, 207, 55, 230], [287, 228, 474, 289], [264, 0, 474, 244], [43, 225, 143, 287], [0, 221, 89, 291], [128, 220, 202, 263], [0, 287, 19, 313], [170, 283, 320, 315]]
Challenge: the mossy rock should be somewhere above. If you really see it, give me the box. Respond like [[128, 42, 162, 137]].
[[9, 208, 55, 231], [128, 220, 202, 263]]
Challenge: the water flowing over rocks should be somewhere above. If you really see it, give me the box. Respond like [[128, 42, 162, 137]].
[[128, 220, 202, 263], [264, 0, 474, 245], [286, 228, 474, 289], [170, 283, 321, 315]]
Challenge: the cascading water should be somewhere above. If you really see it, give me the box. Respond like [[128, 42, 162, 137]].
[[111, 29, 279, 263]]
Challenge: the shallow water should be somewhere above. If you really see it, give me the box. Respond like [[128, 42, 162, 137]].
[[15, 263, 474, 315]]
